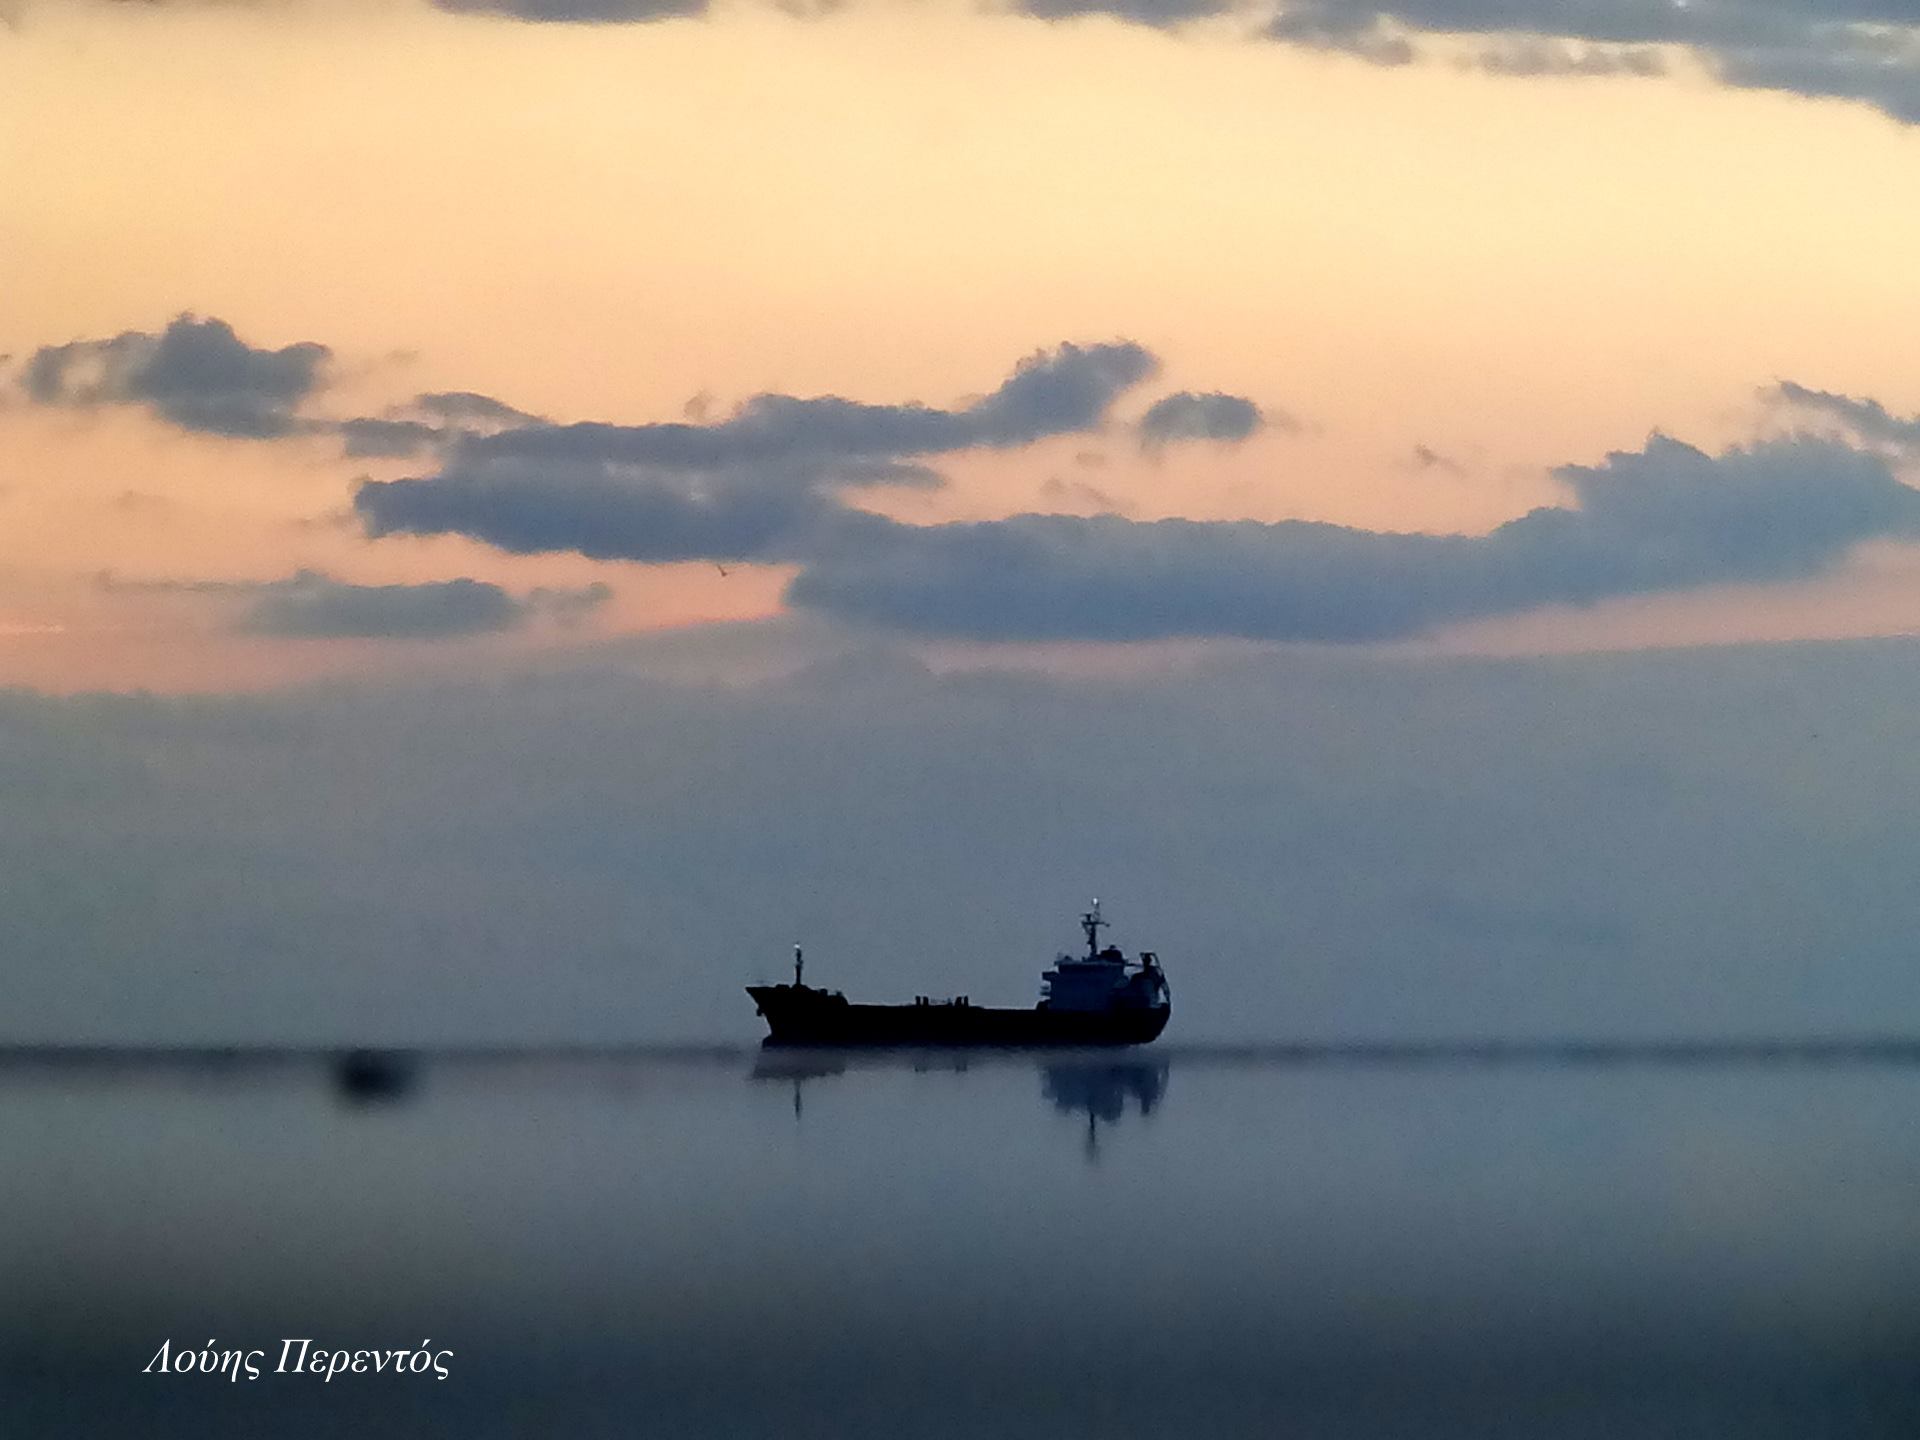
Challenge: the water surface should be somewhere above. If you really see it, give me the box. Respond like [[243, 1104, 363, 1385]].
[[5, 1045, 1919, 1436]]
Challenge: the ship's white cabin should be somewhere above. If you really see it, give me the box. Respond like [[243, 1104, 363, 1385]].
[[1039, 900, 1170, 1012], [1040, 948, 1137, 1011]]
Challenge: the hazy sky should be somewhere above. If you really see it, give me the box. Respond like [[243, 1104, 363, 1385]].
[[9, 0, 1920, 1041], [7, 635, 1920, 1044]]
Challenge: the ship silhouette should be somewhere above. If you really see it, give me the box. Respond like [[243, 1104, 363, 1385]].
[[747, 901, 1170, 1048]]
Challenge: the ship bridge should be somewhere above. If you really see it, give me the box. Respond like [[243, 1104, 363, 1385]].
[[1038, 903, 1168, 1013]]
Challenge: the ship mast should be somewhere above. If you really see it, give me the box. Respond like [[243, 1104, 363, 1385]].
[[1080, 899, 1107, 959]]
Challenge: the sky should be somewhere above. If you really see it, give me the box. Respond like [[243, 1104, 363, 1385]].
[[10, 637, 1920, 1044], [7, 0, 1920, 1040]]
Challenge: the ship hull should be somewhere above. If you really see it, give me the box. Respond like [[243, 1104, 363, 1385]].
[[747, 986, 1169, 1049]]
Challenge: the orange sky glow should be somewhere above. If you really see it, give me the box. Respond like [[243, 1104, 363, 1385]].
[[7, 0, 1920, 690]]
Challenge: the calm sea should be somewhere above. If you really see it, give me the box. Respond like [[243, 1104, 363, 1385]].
[[5, 1045, 1919, 1437]]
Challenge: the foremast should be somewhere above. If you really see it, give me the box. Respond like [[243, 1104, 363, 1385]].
[[1080, 899, 1108, 960]]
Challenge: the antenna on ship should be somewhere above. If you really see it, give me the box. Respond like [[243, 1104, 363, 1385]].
[[1081, 899, 1107, 959], [793, 944, 804, 988]]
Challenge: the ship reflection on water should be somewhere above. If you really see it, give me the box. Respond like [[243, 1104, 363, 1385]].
[[1041, 1057, 1167, 1161], [8, 1043, 1920, 1438], [747, 1049, 1169, 1160], [1039, 1056, 1166, 1123]]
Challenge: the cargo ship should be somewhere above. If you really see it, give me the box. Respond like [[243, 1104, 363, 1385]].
[[747, 901, 1170, 1048]]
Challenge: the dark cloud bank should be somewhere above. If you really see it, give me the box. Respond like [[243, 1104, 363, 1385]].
[[363, 426, 1920, 642], [794, 435, 1920, 640]]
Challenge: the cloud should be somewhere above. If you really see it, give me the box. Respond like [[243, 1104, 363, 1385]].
[[832, 459, 948, 489], [361, 368, 1920, 643], [338, 389, 545, 459], [414, 390, 544, 427], [1250, 0, 1914, 54], [1014, 0, 1237, 28], [358, 459, 865, 563], [243, 573, 534, 638], [18, 314, 547, 457], [102, 569, 611, 639], [1710, 25, 1920, 123], [22, 314, 329, 439], [1271, 2, 1920, 119], [74, 2, 1920, 126], [339, 417, 447, 459], [1474, 38, 1666, 78], [430, 0, 708, 21], [467, 340, 1157, 470], [430, 2, 1920, 123], [991, 0, 1920, 123], [785, 435, 1920, 640], [1263, 5, 1416, 65], [1769, 381, 1920, 450], [355, 341, 1157, 561], [1137, 391, 1267, 449]]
